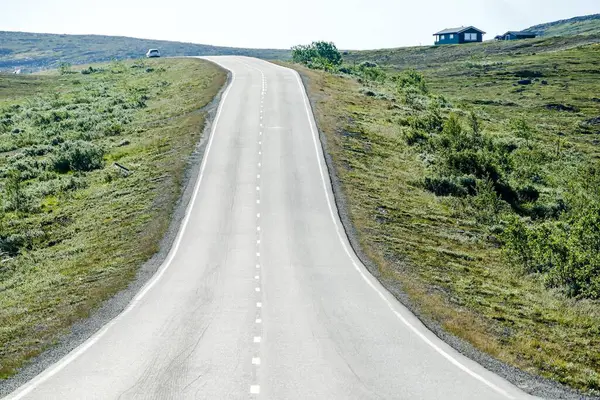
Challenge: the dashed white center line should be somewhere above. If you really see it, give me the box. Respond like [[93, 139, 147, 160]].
[[254, 79, 263, 396]]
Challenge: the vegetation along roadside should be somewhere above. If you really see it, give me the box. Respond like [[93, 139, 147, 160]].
[[0, 58, 226, 378], [288, 40, 600, 396]]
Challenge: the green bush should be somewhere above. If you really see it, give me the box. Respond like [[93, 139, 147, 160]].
[[2, 170, 29, 212], [443, 149, 501, 182], [396, 69, 428, 94], [103, 122, 124, 136], [404, 128, 428, 145], [424, 176, 468, 197], [357, 62, 387, 84], [52, 140, 105, 173], [424, 102, 444, 133], [80, 66, 101, 75], [0, 229, 45, 256], [405, 103, 443, 134], [8, 155, 46, 181], [516, 185, 540, 203], [472, 178, 505, 224], [503, 203, 600, 299], [291, 41, 342, 71]]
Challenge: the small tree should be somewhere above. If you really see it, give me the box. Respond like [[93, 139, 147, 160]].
[[312, 41, 342, 66], [511, 118, 533, 146], [473, 178, 503, 224], [469, 111, 481, 135], [442, 113, 463, 145], [291, 44, 317, 64], [58, 62, 72, 75]]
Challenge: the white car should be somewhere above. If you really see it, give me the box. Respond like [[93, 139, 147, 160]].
[[146, 49, 160, 58]]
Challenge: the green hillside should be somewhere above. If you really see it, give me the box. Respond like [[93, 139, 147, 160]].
[[524, 13, 600, 37], [0, 58, 226, 379], [288, 30, 600, 394], [0, 31, 290, 72], [343, 33, 600, 71]]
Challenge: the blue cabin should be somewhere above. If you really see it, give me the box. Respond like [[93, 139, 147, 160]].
[[433, 26, 485, 45]]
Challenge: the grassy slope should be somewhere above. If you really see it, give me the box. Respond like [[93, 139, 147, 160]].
[[343, 33, 600, 72], [292, 42, 600, 394], [0, 58, 226, 378], [0, 31, 290, 71], [524, 14, 600, 37]]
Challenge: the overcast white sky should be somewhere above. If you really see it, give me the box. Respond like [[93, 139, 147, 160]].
[[0, 0, 598, 49]]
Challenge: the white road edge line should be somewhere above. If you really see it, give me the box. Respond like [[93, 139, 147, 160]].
[[289, 67, 516, 400], [4, 63, 238, 400]]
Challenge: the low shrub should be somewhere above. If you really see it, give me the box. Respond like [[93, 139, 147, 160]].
[[424, 176, 468, 197], [103, 122, 124, 136], [404, 128, 428, 145], [52, 141, 105, 173], [503, 204, 600, 299], [396, 69, 428, 94], [472, 178, 506, 224]]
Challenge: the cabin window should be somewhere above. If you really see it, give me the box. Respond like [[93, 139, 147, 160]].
[[450, 34, 454, 39], [441, 35, 445, 40], [465, 33, 477, 41]]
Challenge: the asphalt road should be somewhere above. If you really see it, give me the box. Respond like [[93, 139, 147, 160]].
[[5, 57, 535, 400]]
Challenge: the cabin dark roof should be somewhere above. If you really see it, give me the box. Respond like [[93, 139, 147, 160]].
[[500, 31, 536, 36], [433, 26, 486, 35]]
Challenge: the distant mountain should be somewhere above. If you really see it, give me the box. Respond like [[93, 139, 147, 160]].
[[523, 14, 600, 37], [0, 31, 290, 72]]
